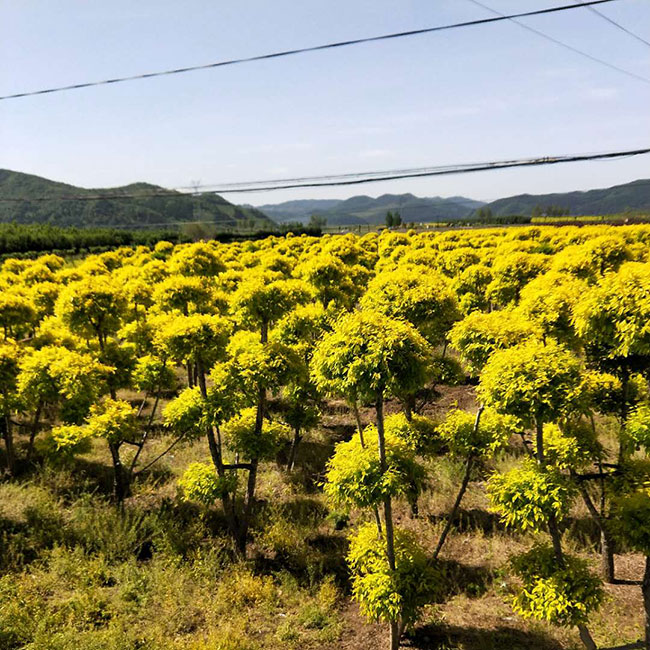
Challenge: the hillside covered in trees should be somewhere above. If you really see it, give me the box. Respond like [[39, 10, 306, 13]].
[[481, 178, 650, 217], [258, 194, 484, 225], [258, 179, 650, 225], [0, 169, 272, 229]]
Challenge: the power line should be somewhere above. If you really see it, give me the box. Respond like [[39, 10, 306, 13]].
[[106, 218, 272, 230], [0, 0, 621, 102], [466, 0, 650, 85], [581, 2, 650, 48], [1, 147, 648, 202]]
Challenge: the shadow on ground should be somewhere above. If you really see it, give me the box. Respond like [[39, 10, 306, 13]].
[[404, 623, 564, 650]]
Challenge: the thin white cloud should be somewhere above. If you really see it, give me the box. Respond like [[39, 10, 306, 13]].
[[358, 148, 391, 158], [586, 87, 619, 100]]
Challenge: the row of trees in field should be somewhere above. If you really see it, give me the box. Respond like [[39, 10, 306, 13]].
[[0, 221, 324, 257], [1, 226, 650, 648]]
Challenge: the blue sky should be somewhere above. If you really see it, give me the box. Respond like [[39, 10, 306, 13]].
[[1, 0, 649, 204]]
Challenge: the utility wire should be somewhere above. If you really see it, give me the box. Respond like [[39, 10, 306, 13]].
[[466, 0, 650, 85], [1, 147, 648, 202], [0, 0, 621, 101], [581, 2, 650, 48]]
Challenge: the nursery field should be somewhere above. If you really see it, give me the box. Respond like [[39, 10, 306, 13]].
[[1, 225, 650, 650]]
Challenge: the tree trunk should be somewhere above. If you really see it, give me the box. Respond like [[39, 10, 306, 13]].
[[1, 415, 16, 476], [600, 527, 616, 584], [641, 556, 650, 650], [434, 455, 474, 559], [197, 361, 242, 549], [238, 314, 267, 555], [434, 407, 483, 560], [576, 478, 616, 583], [403, 398, 413, 422], [538, 418, 597, 649], [578, 624, 597, 650], [238, 457, 258, 555], [597, 455, 615, 584], [376, 398, 396, 570], [353, 401, 366, 447], [353, 401, 382, 534], [547, 513, 565, 566], [287, 427, 302, 472], [129, 390, 161, 476], [376, 397, 400, 648], [535, 417, 545, 466], [27, 402, 43, 462], [109, 441, 128, 504], [619, 371, 630, 464], [390, 621, 400, 650]]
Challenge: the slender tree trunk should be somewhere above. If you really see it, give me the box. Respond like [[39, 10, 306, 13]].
[[434, 407, 483, 559], [353, 401, 366, 447], [619, 372, 630, 464], [237, 323, 268, 556], [547, 513, 565, 565], [186, 361, 194, 388], [286, 427, 302, 472], [641, 556, 650, 650], [376, 398, 395, 567], [600, 528, 616, 584], [578, 481, 616, 583], [595, 417, 616, 584], [578, 624, 597, 650], [376, 397, 400, 650], [238, 393, 263, 556], [538, 418, 597, 650], [390, 622, 400, 650], [197, 361, 241, 548], [433, 456, 474, 559], [1, 415, 16, 476], [27, 402, 42, 461], [238, 458, 258, 555], [403, 398, 413, 422], [130, 388, 162, 475], [109, 441, 127, 504], [535, 417, 545, 466], [137, 392, 148, 418], [353, 400, 382, 534]]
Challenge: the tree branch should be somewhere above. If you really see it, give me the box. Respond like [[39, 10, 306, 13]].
[[132, 431, 187, 477]]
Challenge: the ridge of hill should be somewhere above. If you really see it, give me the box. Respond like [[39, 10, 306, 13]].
[[257, 179, 650, 225], [258, 193, 484, 225], [484, 179, 650, 217], [0, 169, 272, 229]]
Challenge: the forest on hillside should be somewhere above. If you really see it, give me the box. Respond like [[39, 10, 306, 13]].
[[1, 225, 650, 650], [0, 169, 271, 229]]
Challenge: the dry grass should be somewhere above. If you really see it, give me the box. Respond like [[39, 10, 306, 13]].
[[0, 383, 647, 650]]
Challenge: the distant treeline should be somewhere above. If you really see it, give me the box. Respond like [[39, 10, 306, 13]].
[[0, 222, 322, 257]]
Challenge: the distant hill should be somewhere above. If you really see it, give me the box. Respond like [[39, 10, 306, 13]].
[[0, 169, 272, 228], [258, 193, 484, 225], [484, 179, 650, 217], [257, 179, 650, 225], [255, 199, 342, 222]]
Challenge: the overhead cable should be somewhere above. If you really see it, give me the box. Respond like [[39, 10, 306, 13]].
[[1, 147, 648, 202], [0, 0, 623, 101], [466, 0, 650, 84]]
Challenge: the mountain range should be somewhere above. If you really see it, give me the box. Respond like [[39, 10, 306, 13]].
[[257, 194, 484, 225], [258, 179, 650, 225], [484, 179, 650, 217], [0, 169, 272, 229], [1, 169, 649, 229]]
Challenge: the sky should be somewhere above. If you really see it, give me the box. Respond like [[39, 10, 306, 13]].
[[1, 0, 649, 206]]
